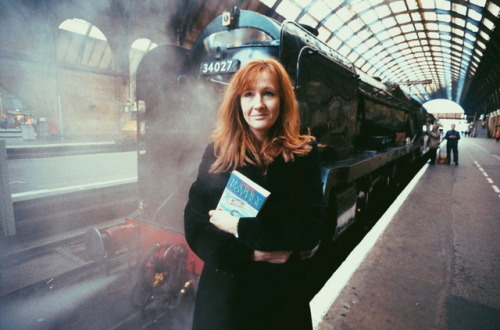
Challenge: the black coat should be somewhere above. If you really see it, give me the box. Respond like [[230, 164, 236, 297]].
[[184, 142, 325, 330]]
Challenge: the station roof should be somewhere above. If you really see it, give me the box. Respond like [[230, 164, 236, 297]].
[[267, 1, 499, 101], [182, 0, 500, 118]]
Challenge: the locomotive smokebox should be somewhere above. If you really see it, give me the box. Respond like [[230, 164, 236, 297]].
[[85, 221, 140, 262]]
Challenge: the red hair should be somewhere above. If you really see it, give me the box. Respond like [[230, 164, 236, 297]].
[[210, 58, 314, 174]]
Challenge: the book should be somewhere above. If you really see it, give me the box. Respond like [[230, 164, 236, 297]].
[[216, 170, 270, 218]]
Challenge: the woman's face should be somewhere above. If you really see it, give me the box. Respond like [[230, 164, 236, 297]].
[[240, 71, 280, 141]]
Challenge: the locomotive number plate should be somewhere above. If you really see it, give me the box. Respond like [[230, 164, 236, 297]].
[[200, 60, 239, 75]]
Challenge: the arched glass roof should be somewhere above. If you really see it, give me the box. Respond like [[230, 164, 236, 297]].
[[58, 18, 113, 70], [260, 0, 500, 105]]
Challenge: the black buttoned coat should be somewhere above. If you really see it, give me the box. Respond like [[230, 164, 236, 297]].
[[184, 142, 325, 330]]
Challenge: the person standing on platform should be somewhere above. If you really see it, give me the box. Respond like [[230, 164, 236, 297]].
[[495, 130, 500, 142], [0, 113, 6, 129], [49, 121, 57, 139], [426, 123, 441, 165], [444, 123, 461, 165], [184, 58, 325, 330]]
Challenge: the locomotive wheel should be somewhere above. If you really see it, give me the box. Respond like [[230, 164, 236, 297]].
[[130, 244, 164, 313], [136, 243, 173, 296], [130, 243, 173, 315]]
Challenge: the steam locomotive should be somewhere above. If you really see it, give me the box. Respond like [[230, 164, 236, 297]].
[[85, 8, 431, 312]]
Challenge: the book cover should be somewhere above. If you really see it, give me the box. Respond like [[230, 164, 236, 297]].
[[216, 170, 270, 218]]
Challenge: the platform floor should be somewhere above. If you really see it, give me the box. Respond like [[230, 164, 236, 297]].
[[311, 135, 500, 330]]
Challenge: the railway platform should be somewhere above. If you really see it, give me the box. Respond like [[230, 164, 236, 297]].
[[311, 135, 500, 329], [2, 135, 136, 159]]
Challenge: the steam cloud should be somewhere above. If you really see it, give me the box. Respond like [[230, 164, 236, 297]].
[[0, 274, 120, 329], [1, 0, 211, 329]]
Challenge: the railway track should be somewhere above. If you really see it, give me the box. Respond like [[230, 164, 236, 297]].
[[0, 231, 138, 329], [0, 182, 194, 329], [11, 182, 137, 241], [0, 227, 194, 329]]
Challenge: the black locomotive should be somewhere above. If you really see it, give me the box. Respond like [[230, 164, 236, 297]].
[[87, 7, 431, 313]]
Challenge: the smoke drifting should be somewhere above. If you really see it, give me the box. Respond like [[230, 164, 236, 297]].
[[0, 274, 120, 329], [1, 0, 215, 329]]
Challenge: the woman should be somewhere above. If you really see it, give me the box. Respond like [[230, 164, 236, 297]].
[[184, 58, 325, 330]]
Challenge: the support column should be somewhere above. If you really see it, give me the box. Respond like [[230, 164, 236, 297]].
[[0, 140, 15, 237]]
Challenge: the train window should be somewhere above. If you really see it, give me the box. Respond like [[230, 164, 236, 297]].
[[203, 28, 276, 51]]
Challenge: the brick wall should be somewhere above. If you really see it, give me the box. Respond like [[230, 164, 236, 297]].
[[56, 67, 127, 139], [0, 55, 128, 139]]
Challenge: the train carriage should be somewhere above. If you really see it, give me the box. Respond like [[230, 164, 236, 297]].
[[486, 110, 500, 138]]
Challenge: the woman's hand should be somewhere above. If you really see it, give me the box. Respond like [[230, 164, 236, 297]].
[[252, 250, 291, 264], [209, 210, 291, 264], [208, 209, 239, 235]]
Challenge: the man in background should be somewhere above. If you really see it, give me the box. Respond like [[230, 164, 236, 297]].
[[444, 124, 461, 165]]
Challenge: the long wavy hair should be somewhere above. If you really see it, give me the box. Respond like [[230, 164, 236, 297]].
[[210, 58, 314, 174]]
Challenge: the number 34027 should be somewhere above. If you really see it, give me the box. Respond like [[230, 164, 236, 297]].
[[200, 60, 238, 75]]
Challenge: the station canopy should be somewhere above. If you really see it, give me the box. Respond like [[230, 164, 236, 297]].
[[257, 0, 499, 111]]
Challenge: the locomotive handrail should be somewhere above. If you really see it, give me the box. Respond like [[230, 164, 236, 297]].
[[294, 45, 360, 92], [294, 46, 317, 91], [280, 20, 354, 72]]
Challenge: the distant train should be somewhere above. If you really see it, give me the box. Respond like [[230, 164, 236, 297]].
[[85, 8, 432, 312]]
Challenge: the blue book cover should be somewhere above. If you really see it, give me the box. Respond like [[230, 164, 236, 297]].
[[216, 171, 270, 218]]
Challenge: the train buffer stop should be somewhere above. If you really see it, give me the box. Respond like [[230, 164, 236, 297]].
[[310, 136, 500, 330]]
